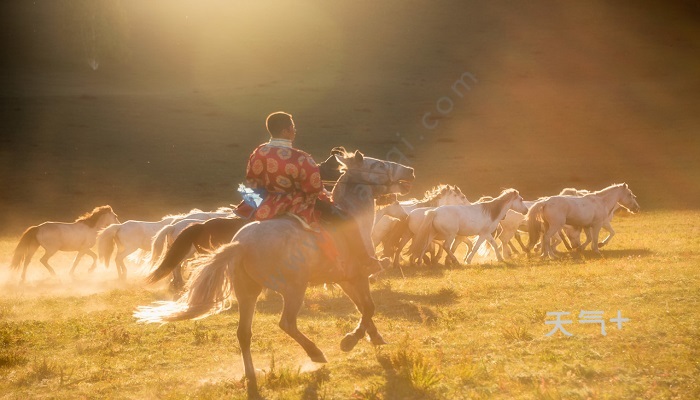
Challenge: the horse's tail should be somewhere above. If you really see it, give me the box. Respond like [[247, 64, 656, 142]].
[[526, 201, 546, 252], [408, 210, 437, 261], [11, 226, 40, 270], [149, 224, 174, 268], [97, 224, 120, 268], [135, 242, 241, 323], [146, 222, 207, 283]]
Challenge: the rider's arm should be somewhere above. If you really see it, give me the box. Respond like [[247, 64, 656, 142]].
[[298, 155, 323, 195]]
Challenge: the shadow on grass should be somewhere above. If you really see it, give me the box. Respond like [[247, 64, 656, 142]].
[[250, 283, 459, 326]]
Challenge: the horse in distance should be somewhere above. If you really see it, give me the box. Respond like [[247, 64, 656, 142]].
[[526, 183, 640, 259], [11, 205, 120, 282]]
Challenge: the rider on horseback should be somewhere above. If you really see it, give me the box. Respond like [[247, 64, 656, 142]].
[[234, 111, 384, 277]]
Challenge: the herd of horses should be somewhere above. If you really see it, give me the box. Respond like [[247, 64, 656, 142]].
[[8, 148, 639, 398]]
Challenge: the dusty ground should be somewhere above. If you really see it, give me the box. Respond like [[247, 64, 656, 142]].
[[1, 0, 699, 233]]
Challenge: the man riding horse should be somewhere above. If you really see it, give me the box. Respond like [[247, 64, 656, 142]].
[[234, 111, 385, 277]]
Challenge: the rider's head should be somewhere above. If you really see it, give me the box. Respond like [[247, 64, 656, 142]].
[[266, 112, 296, 141]]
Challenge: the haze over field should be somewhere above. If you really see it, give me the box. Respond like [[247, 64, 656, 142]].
[[1, 1, 699, 234]]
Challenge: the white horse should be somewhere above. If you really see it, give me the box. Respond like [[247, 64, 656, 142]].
[[96, 216, 179, 280], [552, 188, 620, 250], [527, 183, 639, 259], [392, 191, 473, 266], [492, 200, 538, 259], [148, 209, 234, 267], [10, 206, 120, 282], [371, 200, 408, 257], [410, 189, 529, 265]]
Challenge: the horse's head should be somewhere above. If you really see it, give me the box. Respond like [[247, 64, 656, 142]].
[[438, 184, 470, 206], [333, 147, 415, 196], [383, 199, 408, 219], [507, 190, 529, 215], [318, 153, 344, 183], [618, 183, 640, 213], [98, 206, 120, 227]]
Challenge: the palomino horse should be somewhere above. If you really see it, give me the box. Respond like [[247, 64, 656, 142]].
[[410, 189, 528, 265], [96, 216, 179, 280], [527, 183, 640, 259], [11, 206, 120, 282], [135, 149, 414, 398], [148, 154, 346, 293]]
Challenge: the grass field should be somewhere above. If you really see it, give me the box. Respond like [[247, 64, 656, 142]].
[[1, 1, 699, 399], [1, 210, 698, 399]]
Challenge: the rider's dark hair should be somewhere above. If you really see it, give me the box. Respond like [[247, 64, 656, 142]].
[[266, 112, 293, 138]]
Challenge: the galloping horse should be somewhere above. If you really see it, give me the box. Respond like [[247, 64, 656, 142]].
[[135, 149, 414, 398], [96, 216, 178, 280], [11, 206, 120, 282], [410, 189, 528, 265], [527, 183, 640, 259]]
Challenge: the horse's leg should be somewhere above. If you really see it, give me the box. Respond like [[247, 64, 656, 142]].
[[542, 225, 560, 259], [40, 249, 59, 277], [590, 226, 603, 256], [514, 231, 528, 253], [393, 234, 410, 268], [599, 222, 615, 247], [579, 227, 592, 252], [233, 269, 263, 399], [278, 284, 327, 363], [485, 234, 504, 262], [338, 276, 385, 349], [69, 251, 85, 275], [85, 249, 98, 272], [462, 236, 474, 263], [115, 251, 128, 281], [465, 235, 487, 264], [20, 242, 40, 283], [442, 235, 459, 265]]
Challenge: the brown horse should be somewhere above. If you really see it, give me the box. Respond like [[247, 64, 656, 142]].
[[11, 206, 120, 282], [135, 149, 414, 398]]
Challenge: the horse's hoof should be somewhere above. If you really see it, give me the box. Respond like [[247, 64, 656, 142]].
[[368, 332, 388, 346], [309, 352, 328, 363], [340, 333, 360, 352]]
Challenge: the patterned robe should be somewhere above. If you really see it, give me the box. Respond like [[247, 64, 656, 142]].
[[236, 139, 323, 226]]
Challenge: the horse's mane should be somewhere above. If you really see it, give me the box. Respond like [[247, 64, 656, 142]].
[[402, 184, 461, 206], [592, 183, 627, 195], [75, 205, 114, 227], [215, 207, 233, 213], [560, 187, 590, 196], [481, 189, 518, 221], [162, 208, 204, 220]]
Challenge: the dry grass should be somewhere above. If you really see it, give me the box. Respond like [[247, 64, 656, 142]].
[[0, 211, 698, 399]]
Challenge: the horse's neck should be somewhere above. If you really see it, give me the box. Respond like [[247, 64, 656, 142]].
[[332, 181, 376, 252], [596, 186, 623, 213]]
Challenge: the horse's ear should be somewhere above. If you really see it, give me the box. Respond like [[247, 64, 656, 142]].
[[354, 150, 364, 162], [330, 147, 346, 156]]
